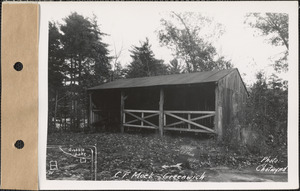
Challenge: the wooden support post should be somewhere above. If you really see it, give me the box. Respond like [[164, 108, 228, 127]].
[[217, 106, 223, 141], [188, 114, 191, 129], [214, 83, 222, 141], [214, 85, 218, 133], [159, 88, 164, 136], [141, 112, 144, 126], [123, 112, 126, 124], [120, 90, 125, 133], [92, 114, 94, 127]]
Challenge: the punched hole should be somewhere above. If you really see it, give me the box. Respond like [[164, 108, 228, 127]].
[[14, 62, 23, 71], [15, 140, 24, 149]]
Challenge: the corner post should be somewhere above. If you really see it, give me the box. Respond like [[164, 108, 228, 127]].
[[120, 90, 125, 133], [159, 88, 164, 137], [214, 82, 222, 141]]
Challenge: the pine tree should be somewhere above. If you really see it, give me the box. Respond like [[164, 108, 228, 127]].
[[48, 22, 65, 132], [48, 13, 111, 132], [126, 38, 168, 78]]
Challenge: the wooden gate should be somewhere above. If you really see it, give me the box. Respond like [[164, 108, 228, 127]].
[[123, 109, 159, 129], [122, 109, 215, 133], [164, 110, 215, 133]]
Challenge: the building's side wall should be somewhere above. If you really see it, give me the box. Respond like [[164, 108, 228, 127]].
[[216, 69, 248, 141]]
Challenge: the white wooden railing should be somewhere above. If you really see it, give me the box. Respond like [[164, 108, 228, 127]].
[[123, 109, 216, 133]]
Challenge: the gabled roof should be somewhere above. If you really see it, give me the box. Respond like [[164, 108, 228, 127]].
[[88, 68, 245, 91]]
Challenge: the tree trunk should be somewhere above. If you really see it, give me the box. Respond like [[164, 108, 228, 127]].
[[54, 91, 58, 131]]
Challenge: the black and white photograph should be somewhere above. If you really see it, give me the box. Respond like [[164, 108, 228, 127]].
[[38, 1, 298, 189]]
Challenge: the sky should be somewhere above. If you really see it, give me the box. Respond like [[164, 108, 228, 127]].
[[46, 2, 289, 86]]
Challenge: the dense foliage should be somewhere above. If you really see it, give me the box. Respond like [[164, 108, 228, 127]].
[[245, 13, 288, 73], [48, 13, 111, 132], [240, 73, 288, 154], [158, 12, 233, 72], [235, 13, 289, 154]]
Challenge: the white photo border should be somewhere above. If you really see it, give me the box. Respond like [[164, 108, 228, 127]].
[[38, 1, 299, 190]]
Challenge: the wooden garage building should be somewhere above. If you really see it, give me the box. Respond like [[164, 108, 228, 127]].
[[87, 68, 248, 140]]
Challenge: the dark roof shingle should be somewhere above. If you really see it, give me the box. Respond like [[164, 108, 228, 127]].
[[88, 69, 236, 90]]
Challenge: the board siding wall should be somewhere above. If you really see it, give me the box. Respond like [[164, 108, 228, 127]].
[[217, 69, 248, 140]]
